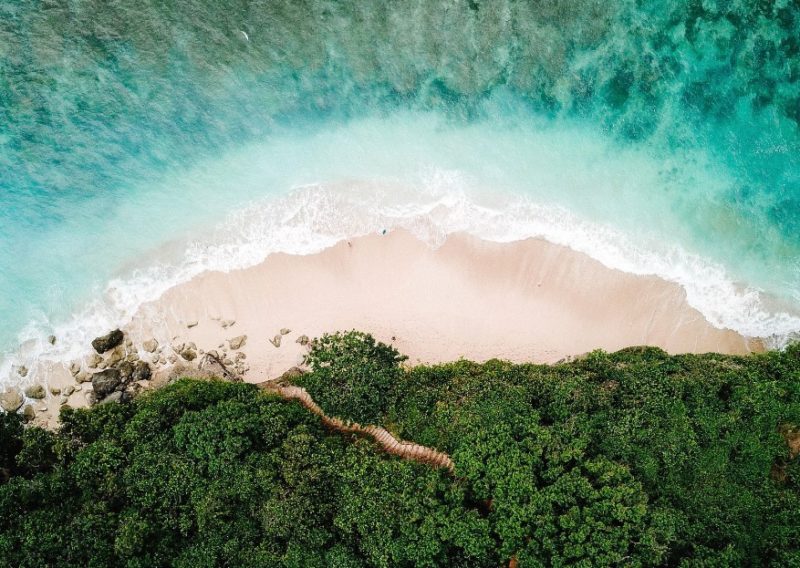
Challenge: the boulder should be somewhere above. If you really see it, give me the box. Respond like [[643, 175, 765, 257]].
[[24, 385, 46, 399], [69, 361, 81, 375], [106, 347, 124, 366], [91, 329, 124, 354], [16, 365, 28, 378], [131, 361, 151, 382], [63, 385, 75, 397], [0, 388, 24, 413], [117, 361, 135, 382], [269, 335, 282, 348], [49, 386, 61, 395], [97, 391, 122, 405], [296, 335, 310, 346], [187, 320, 198, 328], [22, 405, 35, 422], [47, 335, 57, 345], [220, 319, 235, 329], [280, 328, 291, 335], [228, 335, 247, 350], [92, 369, 122, 398], [143, 339, 158, 353], [198, 353, 238, 382], [87, 353, 103, 368], [75, 371, 91, 384], [180, 349, 197, 362]]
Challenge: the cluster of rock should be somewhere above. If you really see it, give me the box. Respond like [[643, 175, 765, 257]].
[[80, 329, 153, 405], [1, 322, 312, 424]]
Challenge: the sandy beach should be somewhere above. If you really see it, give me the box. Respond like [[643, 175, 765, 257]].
[[9, 229, 762, 428], [128, 229, 757, 377]]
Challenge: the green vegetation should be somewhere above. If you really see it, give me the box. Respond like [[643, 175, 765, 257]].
[[1, 333, 799, 567]]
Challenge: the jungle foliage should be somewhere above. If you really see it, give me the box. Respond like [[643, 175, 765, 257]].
[[1, 333, 799, 567]]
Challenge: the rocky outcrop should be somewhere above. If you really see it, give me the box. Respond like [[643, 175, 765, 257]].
[[131, 361, 151, 382], [0, 388, 24, 413], [92, 369, 122, 398], [22, 405, 35, 422], [24, 385, 46, 399], [91, 329, 124, 354]]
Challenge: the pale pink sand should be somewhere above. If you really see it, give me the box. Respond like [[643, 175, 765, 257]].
[[126, 230, 758, 383]]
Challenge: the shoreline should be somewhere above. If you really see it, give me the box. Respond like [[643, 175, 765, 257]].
[[3, 230, 763, 429], [131, 229, 759, 370]]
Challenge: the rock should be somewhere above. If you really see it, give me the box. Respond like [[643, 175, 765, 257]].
[[228, 335, 247, 350], [126, 353, 140, 363], [92, 369, 122, 398], [234, 352, 246, 361], [69, 361, 81, 375], [167, 355, 177, 364], [22, 405, 35, 422], [173, 343, 185, 354], [16, 365, 28, 378], [59, 397, 68, 406], [296, 334, 310, 346], [0, 389, 24, 413], [75, 371, 91, 383], [143, 339, 158, 353], [97, 361, 107, 370], [48, 335, 57, 345], [220, 319, 235, 329], [87, 353, 103, 368], [49, 386, 61, 395], [180, 349, 197, 362], [280, 328, 291, 335], [198, 353, 239, 382], [187, 342, 197, 350], [117, 361, 135, 382], [37, 405, 47, 412], [131, 361, 151, 382], [91, 329, 124, 353], [106, 347, 124, 366], [98, 391, 122, 405], [269, 335, 282, 348], [63, 385, 75, 396], [74, 385, 82, 392], [85, 391, 96, 405], [187, 320, 198, 328], [24, 385, 46, 399], [223, 358, 233, 366]]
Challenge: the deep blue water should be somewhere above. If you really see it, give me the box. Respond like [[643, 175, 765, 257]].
[[2, 0, 800, 378]]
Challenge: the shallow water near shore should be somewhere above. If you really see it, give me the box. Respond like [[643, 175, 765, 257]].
[[2, 0, 800, 387]]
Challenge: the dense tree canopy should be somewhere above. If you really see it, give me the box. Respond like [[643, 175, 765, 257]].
[[1, 334, 799, 567]]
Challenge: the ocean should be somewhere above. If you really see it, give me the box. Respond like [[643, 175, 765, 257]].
[[2, 0, 799, 387]]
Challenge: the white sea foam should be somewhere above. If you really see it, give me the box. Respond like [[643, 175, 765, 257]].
[[2, 175, 799, 391]]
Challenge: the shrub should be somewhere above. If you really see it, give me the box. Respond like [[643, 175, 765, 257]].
[[299, 331, 407, 424]]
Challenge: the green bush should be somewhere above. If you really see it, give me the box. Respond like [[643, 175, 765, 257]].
[[1, 334, 799, 566], [298, 331, 407, 424]]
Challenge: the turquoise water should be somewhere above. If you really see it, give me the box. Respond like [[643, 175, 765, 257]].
[[2, 0, 800, 379]]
